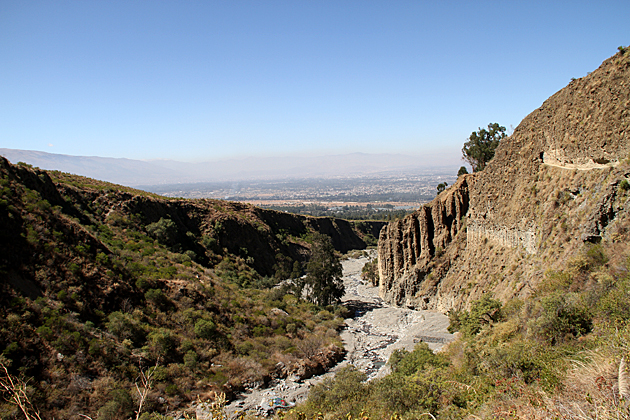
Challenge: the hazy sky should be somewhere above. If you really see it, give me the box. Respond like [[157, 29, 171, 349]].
[[1, 1, 629, 162]]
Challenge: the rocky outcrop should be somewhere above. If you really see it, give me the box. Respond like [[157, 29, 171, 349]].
[[282, 344, 345, 381], [378, 176, 469, 307], [378, 49, 630, 310]]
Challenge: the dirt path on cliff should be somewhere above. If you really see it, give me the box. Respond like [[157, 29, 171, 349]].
[[223, 251, 453, 418]]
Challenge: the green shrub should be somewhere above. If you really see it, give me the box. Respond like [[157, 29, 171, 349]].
[[106, 311, 146, 345], [184, 250, 197, 262], [596, 275, 630, 325], [361, 259, 379, 286], [96, 252, 109, 264], [363, 233, 377, 247], [158, 266, 177, 279], [478, 339, 564, 392], [2, 342, 19, 356], [147, 329, 178, 359], [146, 217, 177, 245], [183, 350, 198, 368], [389, 342, 449, 376], [370, 374, 441, 415], [145, 289, 169, 310], [97, 389, 134, 420], [68, 263, 81, 274], [585, 244, 608, 269], [201, 235, 218, 251], [306, 366, 367, 415], [530, 292, 592, 344], [448, 295, 502, 336], [165, 383, 179, 395], [138, 413, 171, 420], [36, 325, 53, 340], [194, 319, 216, 339], [136, 277, 151, 291]]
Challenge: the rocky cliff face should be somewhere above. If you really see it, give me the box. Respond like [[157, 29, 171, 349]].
[[378, 49, 630, 311], [378, 176, 469, 306]]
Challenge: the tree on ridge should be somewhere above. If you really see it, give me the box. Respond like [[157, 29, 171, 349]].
[[462, 123, 507, 172]]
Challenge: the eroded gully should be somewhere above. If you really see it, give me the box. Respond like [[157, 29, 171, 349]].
[[224, 250, 453, 417]]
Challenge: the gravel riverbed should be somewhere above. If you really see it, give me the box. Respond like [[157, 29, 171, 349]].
[[224, 251, 453, 417]]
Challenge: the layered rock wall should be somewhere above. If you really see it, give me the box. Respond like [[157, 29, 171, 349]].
[[378, 176, 469, 306], [466, 222, 537, 255]]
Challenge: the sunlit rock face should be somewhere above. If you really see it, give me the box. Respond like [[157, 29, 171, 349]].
[[378, 50, 630, 311]]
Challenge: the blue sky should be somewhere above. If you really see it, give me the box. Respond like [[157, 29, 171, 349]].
[[1, 1, 628, 162]]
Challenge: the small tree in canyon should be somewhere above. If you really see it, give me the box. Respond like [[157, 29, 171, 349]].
[[303, 233, 344, 306]]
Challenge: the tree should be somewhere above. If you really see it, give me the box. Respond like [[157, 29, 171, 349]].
[[302, 233, 344, 306], [146, 217, 177, 245], [361, 259, 379, 286], [457, 166, 469, 177], [461, 123, 507, 172], [437, 182, 448, 193]]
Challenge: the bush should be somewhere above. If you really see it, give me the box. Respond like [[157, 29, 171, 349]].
[[106, 311, 146, 346], [479, 339, 564, 392], [306, 366, 367, 415], [585, 244, 608, 269], [370, 374, 441, 415], [97, 388, 134, 420], [146, 217, 177, 245], [138, 413, 171, 420], [530, 292, 592, 344], [596, 275, 630, 325], [363, 233, 378, 247], [389, 342, 449, 376], [194, 319, 216, 339], [147, 329, 178, 360], [136, 277, 151, 291], [361, 259, 379, 286], [201, 235, 218, 251], [36, 325, 53, 340], [183, 350, 198, 368], [68, 263, 81, 274], [165, 383, 179, 395], [448, 295, 502, 336], [145, 289, 169, 310]]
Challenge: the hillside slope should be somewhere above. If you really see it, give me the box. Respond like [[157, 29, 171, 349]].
[[0, 158, 380, 419], [378, 49, 630, 311]]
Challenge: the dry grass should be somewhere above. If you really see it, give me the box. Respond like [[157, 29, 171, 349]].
[[538, 349, 630, 420]]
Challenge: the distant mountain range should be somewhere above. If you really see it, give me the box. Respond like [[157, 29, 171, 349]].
[[0, 148, 461, 187]]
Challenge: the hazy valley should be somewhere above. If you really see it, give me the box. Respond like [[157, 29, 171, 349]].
[[1, 47, 630, 420]]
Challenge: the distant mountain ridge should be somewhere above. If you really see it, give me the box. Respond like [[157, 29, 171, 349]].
[[0, 148, 460, 187]]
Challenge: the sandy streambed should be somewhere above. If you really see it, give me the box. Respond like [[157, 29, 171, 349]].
[[224, 251, 453, 417]]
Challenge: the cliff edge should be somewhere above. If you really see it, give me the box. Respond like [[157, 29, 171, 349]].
[[378, 49, 630, 311]]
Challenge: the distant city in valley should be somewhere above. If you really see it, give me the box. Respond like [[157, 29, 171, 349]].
[[143, 171, 458, 219], [0, 147, 461, 219]]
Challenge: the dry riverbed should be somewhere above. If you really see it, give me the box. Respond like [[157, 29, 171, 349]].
[[223, 251, 453, 418]]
